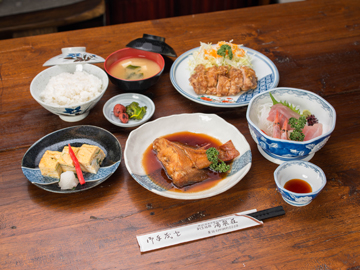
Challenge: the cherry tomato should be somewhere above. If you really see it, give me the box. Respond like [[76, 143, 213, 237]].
[[119, 113, 129, 123], [113, 104, 126, 117]]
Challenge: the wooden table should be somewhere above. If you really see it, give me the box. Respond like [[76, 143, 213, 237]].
[[1, 0, 360, 268]]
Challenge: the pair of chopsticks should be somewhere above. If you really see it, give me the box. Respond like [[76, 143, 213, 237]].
[[247, 206, 285, 221]]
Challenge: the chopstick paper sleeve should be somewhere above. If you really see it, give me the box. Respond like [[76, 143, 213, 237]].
[[137, 209, 261, 252], [136, 206, 285, 252]]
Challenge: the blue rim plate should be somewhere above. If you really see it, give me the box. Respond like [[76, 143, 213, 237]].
[[21, 125, 121, 193], [124, 113, 252, 200], [170, 46, 279, 108]]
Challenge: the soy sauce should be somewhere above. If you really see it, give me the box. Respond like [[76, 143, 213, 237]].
[[284, 179, 312, 193]]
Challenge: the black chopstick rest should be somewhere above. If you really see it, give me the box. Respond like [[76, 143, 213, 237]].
[[247, 206, 285, 221]]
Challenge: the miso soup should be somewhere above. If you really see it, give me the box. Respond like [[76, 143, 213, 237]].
[[109, 57, 161, 80]]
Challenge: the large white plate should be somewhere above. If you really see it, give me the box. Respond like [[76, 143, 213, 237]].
[[170, 46, 279, 108], [124, 113, 252, 200]]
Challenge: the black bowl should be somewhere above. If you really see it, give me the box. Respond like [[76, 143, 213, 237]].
[[104, 48, 165, 93], [21, 125, 122, 193]]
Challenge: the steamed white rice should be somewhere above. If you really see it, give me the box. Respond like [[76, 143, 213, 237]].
[[40, 71, 103, 106]]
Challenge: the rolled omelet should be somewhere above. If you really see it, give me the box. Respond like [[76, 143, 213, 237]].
[[39, 150, 62, 179], [58, 146, 80, 172], [77, 144, 105, 174]]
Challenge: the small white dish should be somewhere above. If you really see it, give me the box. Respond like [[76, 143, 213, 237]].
[[274, 161, 326, 207], [43, 47, 105, 66], [170, 46, 279, 108], [124, 113, 252, 200], [103, 93, 155, 128]]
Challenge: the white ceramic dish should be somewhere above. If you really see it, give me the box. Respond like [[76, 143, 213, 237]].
[[274, 161, 326, 207], [124, 113, 252, 200], [103, 93, 155, 127], [30, 63, 109, 122], [170, 46, 279, 108]]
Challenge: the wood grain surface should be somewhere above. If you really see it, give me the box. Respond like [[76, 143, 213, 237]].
[[1, 0, 360, 269]]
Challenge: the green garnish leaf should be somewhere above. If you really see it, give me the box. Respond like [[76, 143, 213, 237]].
[[206, 147, 230, 173], [126, 65, 141, 69], [126, 72, 144, 80], [217, 44, 233, 60], [289, 116, 306, 141], [269, 91, 280, 105], [269, 92, 301, 115]]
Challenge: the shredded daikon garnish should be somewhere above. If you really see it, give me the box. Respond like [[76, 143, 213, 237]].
[[257, 103, 273, 136]]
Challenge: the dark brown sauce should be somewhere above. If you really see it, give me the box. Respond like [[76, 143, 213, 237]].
[[284, 179, 312, 193], [142, 131, 230, 193]]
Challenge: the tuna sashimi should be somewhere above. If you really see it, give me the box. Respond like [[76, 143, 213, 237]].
[[303, 123, 323, 141], [267, 104, 300, 129]]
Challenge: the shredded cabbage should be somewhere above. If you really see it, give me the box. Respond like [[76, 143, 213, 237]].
[[188, 41, 252, 73]]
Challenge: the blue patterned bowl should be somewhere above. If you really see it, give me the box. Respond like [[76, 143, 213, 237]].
[[30, 63, 109, 122], [246, 87, 336, 164], [274, 161, 326, 207]]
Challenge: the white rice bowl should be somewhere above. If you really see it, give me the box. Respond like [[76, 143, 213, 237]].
[[30, 63, 109, 122]]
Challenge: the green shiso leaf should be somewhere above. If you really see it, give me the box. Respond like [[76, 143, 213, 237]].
[[269, 92, 301, 115]]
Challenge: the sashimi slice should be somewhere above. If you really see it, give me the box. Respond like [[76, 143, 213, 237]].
[[303, 123, 323, 141], [267, 104, 300, 129], [272, 111, 281, 139]]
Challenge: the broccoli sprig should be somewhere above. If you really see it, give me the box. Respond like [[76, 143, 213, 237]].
[[206, 147, 230, 173]]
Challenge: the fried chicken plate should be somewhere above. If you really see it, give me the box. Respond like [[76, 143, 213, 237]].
[[153, 137, 240, 188], [189, 64, 257, 96]]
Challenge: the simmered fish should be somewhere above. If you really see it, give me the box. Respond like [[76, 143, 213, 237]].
[[153, 138, 240, 188]]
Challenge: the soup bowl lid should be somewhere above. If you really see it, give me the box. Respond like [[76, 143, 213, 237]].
[[126, 34, 177, 57], [43, 47, 105, 66]]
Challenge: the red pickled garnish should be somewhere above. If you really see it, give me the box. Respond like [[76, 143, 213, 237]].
[[113, 104, 126, 117], [119, 113, 129, 123]]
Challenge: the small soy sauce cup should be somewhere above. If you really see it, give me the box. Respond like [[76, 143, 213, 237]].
[[274, 161, 326, 207]]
